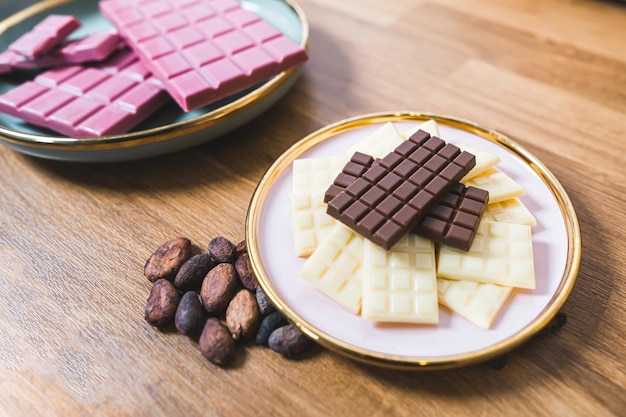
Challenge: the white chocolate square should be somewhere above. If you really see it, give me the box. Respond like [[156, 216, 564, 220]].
[[437, 278, 513, 329], [456, 143, 501, 180], [290, 193, 336, 257], [362, 234, 438, 323], [401, 119, 440, 140], [299, 224, 365, 314], [461, 167, 525, 204], [483, 198, 537, 227], [437, 220, 535, 289], [346, 122, 404, 159], [292, 155, 348, 192]]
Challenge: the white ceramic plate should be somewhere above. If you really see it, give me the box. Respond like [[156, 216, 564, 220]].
[[246, 112, 581, 370], [0, 0, 308, 162]]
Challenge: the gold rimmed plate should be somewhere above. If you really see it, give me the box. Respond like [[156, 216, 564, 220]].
[[246, 112, 581, 370], [0, 0, 309, 162]]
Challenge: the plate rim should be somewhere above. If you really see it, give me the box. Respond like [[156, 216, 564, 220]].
[[246, 111, 582, 370], [0, 0, 310, 151]]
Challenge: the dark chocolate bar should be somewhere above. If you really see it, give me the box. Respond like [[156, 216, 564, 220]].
[[413, 183, 489, 250], [325, 150, 488, 251], [326, 130, 476, 250]]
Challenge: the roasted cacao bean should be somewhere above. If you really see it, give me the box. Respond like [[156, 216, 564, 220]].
[[175, 291, 205, 336], [174, 253, 215, 291], [256, 311, 287, 345], [199, 318, 235, 366], [234, 240, 247, 258], [225, 289, 260, 341], [255, 285, 275, 316], [144, 237, 192, 282], [200, 263, 238, 315], [145, 279, 180, 327], [235, 253, 258, 291], [208, 237, 236, 264], [268, 324, 314, 358]]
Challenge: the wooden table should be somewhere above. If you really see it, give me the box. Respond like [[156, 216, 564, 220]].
[[1, 0, 625, 416]]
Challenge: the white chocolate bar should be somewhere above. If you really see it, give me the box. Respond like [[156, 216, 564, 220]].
[[437, 278, 513, 329], [437, 220, 535, 289], [346, 119, 440, 159], [292, 155, 348, 192], [362, 234, 438, 323], [299, 224, 365, 314], [346, 122, 403, 159], [401, 119, 440, 140], [291, 156, 347, 256], [461, 167, 525, 204], [290, 193, 336, 257], [483, 198, 537, 227], [456, 143, 501, 180]]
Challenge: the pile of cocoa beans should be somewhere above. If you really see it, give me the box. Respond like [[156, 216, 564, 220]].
[[143, 236, 315, 366]]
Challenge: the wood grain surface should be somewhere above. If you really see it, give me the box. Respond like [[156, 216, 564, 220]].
[[1, 0, 625, 416]]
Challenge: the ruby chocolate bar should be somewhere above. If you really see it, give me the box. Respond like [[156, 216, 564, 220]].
[[8, 15, 81, 59], [325, 149, 488, 251], [100, 0, 308, 111], [413, 183, 488, 250], [326, 130, 476, 250], [0, 49, 168, 137]]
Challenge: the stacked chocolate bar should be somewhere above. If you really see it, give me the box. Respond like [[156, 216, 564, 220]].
[[295, 121, 536, 329], [324, 130, 488, 251]]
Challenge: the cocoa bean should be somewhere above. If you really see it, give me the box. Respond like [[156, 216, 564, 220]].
[[200, 263, 238, 315], [145, 279, 180, 327], [225, 289, 260, 341], [208, 237, 236, 264], [255, 285, 275, 316], [256, 311, 287, 345], [174, 253, 215, 291], [199, 318, 235, 366], [175, 291, 205, 336], [144, 237, 192, 282], [268, 324, 314, 358], [234, 240, 247, 258], [235, 253, 258, 291]]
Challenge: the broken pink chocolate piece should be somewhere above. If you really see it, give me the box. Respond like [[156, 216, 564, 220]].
[[0, 50, 169, 137], [99, 0, 308, 111], [0, 31, 122, 74], [8, 15, 81, 59]]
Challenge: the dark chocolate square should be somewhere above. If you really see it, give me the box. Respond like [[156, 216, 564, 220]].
[[379, 172, 403, 192], [361, 187, 386, 207], [345, 177, 371, 198]]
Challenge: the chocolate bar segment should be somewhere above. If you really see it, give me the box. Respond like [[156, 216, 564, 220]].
[[323, 152, 374, 203], [0, 49, 168, 137], [326, 130, 476, 250], [0, 31, 121, 74], [8, 15, 81, 59], [414, 183, 489, 251]]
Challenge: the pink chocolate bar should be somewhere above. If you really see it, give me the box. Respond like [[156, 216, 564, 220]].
[[8, 15, 81, 59], [100, 0, 308, 111], [0, 31, 121, 74], [0, 49, 169, 137]]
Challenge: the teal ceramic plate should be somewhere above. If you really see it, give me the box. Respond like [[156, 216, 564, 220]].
[[0, 0, 309, 162]]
